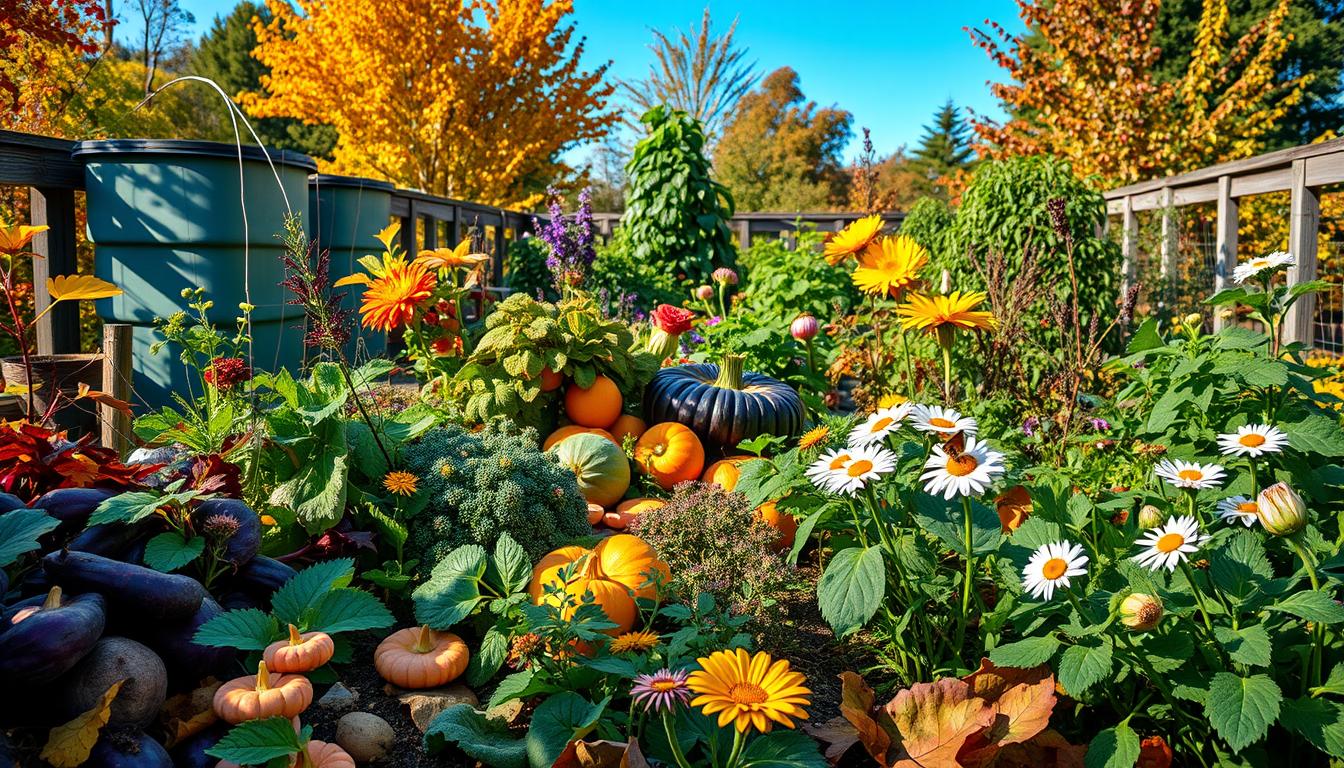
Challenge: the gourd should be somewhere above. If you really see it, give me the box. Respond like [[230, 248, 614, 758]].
[[604, 498, 664, 530], [563, 375, 623, 428], [644, 354, 805, 450], [757, 500, 799, 552], [43, 550, 206, 623], [373, 626, 469, 689], [550, 432, 630, 507], [634, 423, 705, 490], [64, 637, 167, 728], [542, 425, 615, 451], [263, 624, 335, 674], [213, 661, 313, 723], [586, 503, 605, 525], [538, 366, 564, 392], [528, 534, 669, 635], [0, 586, 105, 684], [702, 457, 749, 491], [609, 414, 647, 444]]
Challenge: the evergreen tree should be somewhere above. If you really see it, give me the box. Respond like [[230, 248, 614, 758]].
[[189, 1, 336, 159], [908, 100, 976, 198]]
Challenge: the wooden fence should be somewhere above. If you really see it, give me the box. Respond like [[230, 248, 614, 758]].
[[590, 210, 905, 249], [1103, 137, 1344, 348]]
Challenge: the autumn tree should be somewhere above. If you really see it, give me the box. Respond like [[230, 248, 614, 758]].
[[1, 0, 105, 117], [713, 67, 851, 211], [246, 0, 618, 208], [968, 0, 1305, 183]]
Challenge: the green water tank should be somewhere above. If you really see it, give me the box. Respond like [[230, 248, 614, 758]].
[[72, 139, 317, 409], [308, 173, 395, 361]]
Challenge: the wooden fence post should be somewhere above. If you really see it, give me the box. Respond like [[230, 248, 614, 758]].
[[30, 186, 79, 355], [1121, 196, 1138, 299], [736, 220, 750, 252], [101, 323, 132, 456], [1214, 176, 1239, 330], [1285, 159, 1321, 346], [1159, 187, 1176, 281]]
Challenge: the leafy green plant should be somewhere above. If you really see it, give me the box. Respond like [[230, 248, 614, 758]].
[[0, 507, 57, 569], [622, 105, 736, 284]]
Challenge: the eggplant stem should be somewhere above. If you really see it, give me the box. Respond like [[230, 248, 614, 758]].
[[42, 585, 62, 610]]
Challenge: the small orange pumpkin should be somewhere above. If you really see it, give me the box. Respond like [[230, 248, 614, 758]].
[[604, 497, 665, 530], [701, 457, 750, 491], [543, 424, 617, 451], [757, 500, 799, 552], [609, 414, 647, 445], [217, 738, 353, 768], [586, 502, 606, 525], [263, 624, 335, 674], [213, 661, 312, 724], [374, 626, 470, 689], [539, 366, 564, 392], [634, 423, 705, 489], [529, 534, 669, 634], [564, 375, 623, 428]]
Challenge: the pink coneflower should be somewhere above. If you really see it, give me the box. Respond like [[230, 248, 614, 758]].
[[631, 668, 691, 713]]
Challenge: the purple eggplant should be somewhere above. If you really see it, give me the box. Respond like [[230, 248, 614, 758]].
[[42, 550, 205, 623], [0, 587, 105, 684], [66, 519, 157, 559], [85, 730, 173, 768], [0, 492, 25, 514], [32, 487, 116, 534], [139, 597, 237, 690], [228, 554, 297, 603]]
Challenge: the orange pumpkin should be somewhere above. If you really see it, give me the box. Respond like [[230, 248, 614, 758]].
[[609, 414, 647, 445], [539, 366, 564, 392], [564, 375, 623, 428], [604, 498, 665, 530], [542, 425, 616, 451], [634, 423, 705, 489], [757, 500, 799, 552], [529, 534, 669, 635], [263, 624, 335, 674], [586, 502, 606, 525], [213, 661, 312, 724], [374, 626, 470, 690], [701, 457, 750, 492]]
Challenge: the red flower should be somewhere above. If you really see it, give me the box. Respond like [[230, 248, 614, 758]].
[[203, 357, 252, 390], [1138, 736, 1172, 768], [431, 336, 462, 357], [651, 304, 695, 335]]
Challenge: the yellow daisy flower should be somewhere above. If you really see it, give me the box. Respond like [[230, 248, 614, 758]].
[[687, 648, 811, 734], [383, 471, 419, 496], [823, 215, 884, 265], [609, 630, 661, 654], [897, 291, 996, 335], [852, 235, 927, 297], [797, 425, 830, 450]]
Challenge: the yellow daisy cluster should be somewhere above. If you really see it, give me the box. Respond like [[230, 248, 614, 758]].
[[1306, 354, 1344, 411]]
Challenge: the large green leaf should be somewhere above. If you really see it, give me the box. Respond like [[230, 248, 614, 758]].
[[1282, 696, 1344, 758], [271, 558, 353, 628], [306, 587, 394, 634], [205, 717, 302, 765], [1283, 413, 1344, 457], [525, 693, 608, 768], [738, 729, 828, 767], [0, 508, 58, 567], [1084, 723, 1140, 768], [816, 546, 884, 637], [488, 534, 532, 597], [1057, 637, 1113, 695], [1126, 317, 1163, 353], [465, 626, 508, 688], [141, 532, 205, 573], [193, 608, 280, 651], [413, 545, 490, 629], [989, 635, 1060, 668], [423, 704, 527, 768], [912, 494, 1002, 556], [1205, 672, 1282, 751], [1214, 624, 1272, 667], [88, 490, 197, 526], [268, 420, 349, 533], [1268, 591, 1344, 624]]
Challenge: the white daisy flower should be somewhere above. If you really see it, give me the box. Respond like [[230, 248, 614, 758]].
[[806, 448, 856, 494], [1216, 424, 1288, 458], [1153, 459, 1226, 490], [920, 435, 1006, 499], [1232, 251, 1294, 284], [1216, 495, 1260, 527], [910, 404, 978, 437], [1021, 540, 1089, 601], [847, 403, 912, 447], [826, 444, 899, 496], [1132, 515, 1208, 571]]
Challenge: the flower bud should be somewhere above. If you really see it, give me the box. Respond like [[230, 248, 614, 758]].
[[1120, 593, 1164, 632], [1256, 482, 1307, 536], [180, 288, 193, 299], [1183, 313, 1203, 328], [694, 285, 714, 301], [711, 267, 738, 286], [238, 302, 255, 313], [1137, 504, 1164, 529], [790, 314, 819, 342]]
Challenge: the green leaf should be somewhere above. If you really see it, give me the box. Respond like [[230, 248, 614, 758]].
[[271, 558, 354, 628], [306, 588, 394, 635], [363, 505, 407, 552], [465, 626, 508, 688], [1283, 414, 1344, 457], [1057, 638, 1113, 695], [1084, 723, 1140, 768], [989, 635, 1060, 668], [1315, 663, 1344, 697], [1140, 631, 1195, 674], [1214, 624, 1273, 667], [413, 545, 490, 629], [912, 494, 1002, 556], [737, 729, 828, 767], [1209, 531, 1272, 603], [1268, 591, 1344, 624], [87, 490, 168, 526], [1205, 672, 1282, 751], [141, 532, 205, 573], [193, 608, 281, 650], [0, 508, 58, 567], [1126, 317, 1163, 353], [526, 692, 608, 768], [1282, 697, 1344, 758], [423, 704, 527, 768], [816, 546, 885, 637], [487, 669, 540, 710], [1214, 326, 1266, 351], [489, 534, 532, 597], [204, 717, 302, 764], [269, 434, 349, 533]]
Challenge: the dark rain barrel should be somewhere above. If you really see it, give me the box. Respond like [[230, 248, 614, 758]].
[[72, 139, 317, 409], [308, 173, 394, 359]]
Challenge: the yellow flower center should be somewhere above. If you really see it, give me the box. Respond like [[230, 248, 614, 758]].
[[847, 460, 874, 477], [727, 682, 769, 705], [871, 416, 894, 432], [1041, 557, 1068, 580], [1177, 469, 1203, 482], [946, 454, 979, 477], [1237, 502, 1259, 514], [929, 417, 956, 429], [1239, 434, 1266, 447], [651, 680, 681, 693], [1251, 259, 1270, 269], [1156, 532, 1186, 553], [829, 454, 852, 470]]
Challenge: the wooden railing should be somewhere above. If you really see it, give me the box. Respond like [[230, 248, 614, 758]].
[[1103, 137, 1344, 346], [388, 188, 538, 290], [590, 210, 906, 249]]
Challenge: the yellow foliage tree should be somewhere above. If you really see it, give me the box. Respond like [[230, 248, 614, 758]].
[[246, 0, 618, 208], [968, 0, 1305, 184]]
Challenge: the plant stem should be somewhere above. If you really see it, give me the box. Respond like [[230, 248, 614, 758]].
[[1249, 460, 1259, 496], [1289, 536, 1325, 689], [898, 324, 917, 399], [941, 341, 953, 401], [338, 360, 392, 466], [661, 712, 693, 768], [955, 496, 976, 660], [723, 727, 746, 768], [1179, 561, 1214, 631]]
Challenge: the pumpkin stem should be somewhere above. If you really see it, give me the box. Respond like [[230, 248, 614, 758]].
[[713, 354, 745, 390], [42, 585, 63, 610], [413, 624, 437, 654], [288, 623, 303, 646], [256, 660, 271, 691]]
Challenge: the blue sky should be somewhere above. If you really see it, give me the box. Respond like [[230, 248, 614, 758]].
[[166, 0, 1024, 161]]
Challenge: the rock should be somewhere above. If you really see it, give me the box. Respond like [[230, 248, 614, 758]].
[[64, 637, 168, 728], [318, 682, 358, 712], [397, 684, 479, 733], [335, 712, 395, 764], [486, 698, 524, 725]]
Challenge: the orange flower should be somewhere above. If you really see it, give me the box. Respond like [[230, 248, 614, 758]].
[[415, 238, 490, 271], [1137, 735, 1172, 768], [897, 291, 996, 335], [823, 215, 883, 265], [359, 260, 436, 332], [995, 485, 1032, 533]]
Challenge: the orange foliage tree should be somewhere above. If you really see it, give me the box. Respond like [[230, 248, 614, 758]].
[[246, 0, 618, 208], [967, 0, 1305, 184]]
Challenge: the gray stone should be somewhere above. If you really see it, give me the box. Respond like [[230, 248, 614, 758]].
[[397, 684, 480, 732], [335, 712, 395, 764], [485, 698, 524, 725], [317, 682, 358, 712]]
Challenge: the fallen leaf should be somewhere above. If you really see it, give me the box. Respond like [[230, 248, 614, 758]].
[[75, 384, 134, 416], [161, 679, 222, 748], [47, 274, 122, 302], [839, 670, 892, 765], [984, 729, 1087, 768], [804, 716, 862, 765], [551, 737, 651, 768], [883, 677, 995, 768], [963, 659, 1056, 747], [40, 679, 124, 767]]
